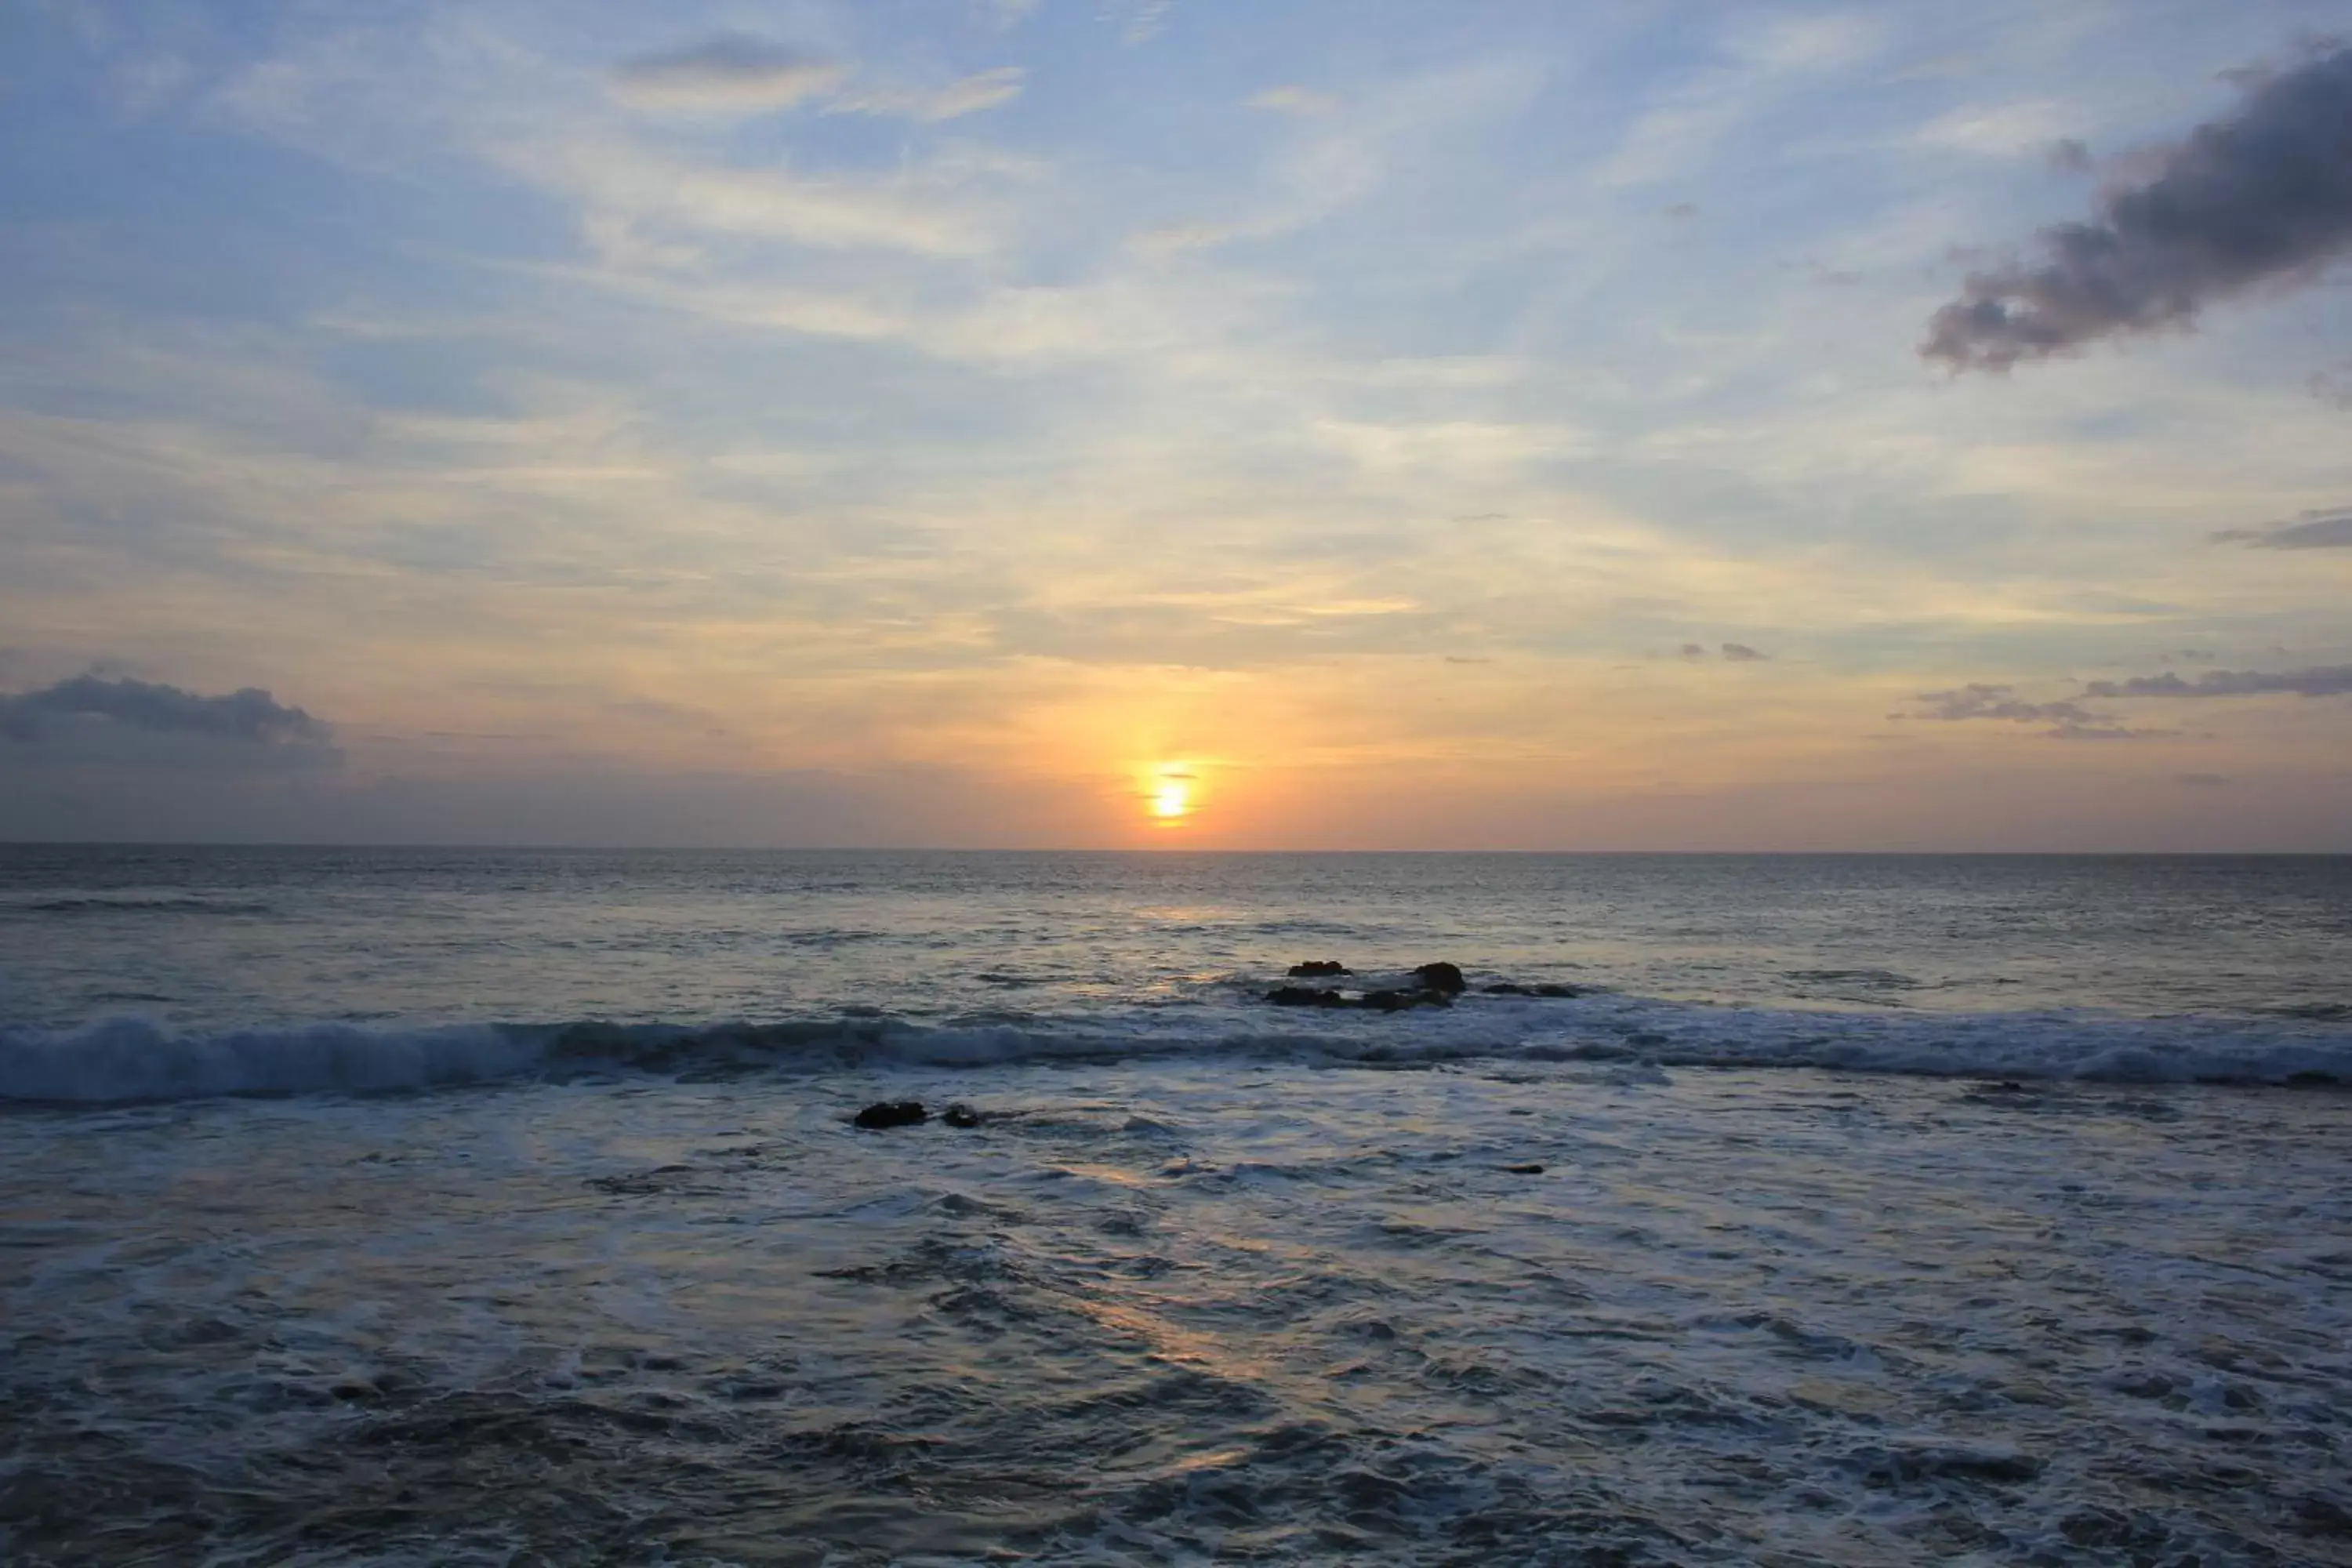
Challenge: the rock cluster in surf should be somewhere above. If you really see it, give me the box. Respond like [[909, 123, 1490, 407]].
[[1265, 960, 1583, 1012]]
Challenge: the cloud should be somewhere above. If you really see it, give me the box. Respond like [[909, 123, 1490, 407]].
[[1680, 642, 1771, 662], [981, 0, 1040, 28], [838, 67, 1025, 122], [506, 138, 1002, 257], [2083, 665, 2352, 699], [1908, 684, 2172, 740], [2213, 504, 2352, 549], [1115, 1, 1174, 45], [2314, 358, 2352, 407], [1250, 86, 1338, 117], [2044, 136, 2093, 174], [1922, 45, 2352, 371], [1913, 683, 2109, 725], [2047, 722, 2165, 741], [613, 34, 844, 112], [0, 675, 330, 746]]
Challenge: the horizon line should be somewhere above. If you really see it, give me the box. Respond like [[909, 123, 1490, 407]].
[[3, 841, 2347, 857]]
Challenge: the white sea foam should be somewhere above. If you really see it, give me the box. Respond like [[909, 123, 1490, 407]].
[[0, 1016, 539, 1102], [5, 993, 2347, 1104]]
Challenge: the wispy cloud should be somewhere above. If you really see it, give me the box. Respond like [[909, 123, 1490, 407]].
[[836, 67, 1026, 122], [2212, 504, 2352, 550], [1250, 85, 1338, 117], [504, 138, 1006, 257], [1924, 44, 2352, 370], [612, 34, 844, 113]]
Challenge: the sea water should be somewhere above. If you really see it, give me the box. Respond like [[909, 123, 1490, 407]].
[[2, 848, 2349, 1563]]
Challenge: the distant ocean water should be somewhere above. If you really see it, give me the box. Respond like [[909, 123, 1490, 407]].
[[2, 847, 2349, 1098], [4, 848, 2350, 1563]]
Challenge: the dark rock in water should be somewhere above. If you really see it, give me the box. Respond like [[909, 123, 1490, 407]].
[[1485, 983, 1532, 995], [852, 1100, 928, 1130], [1288, 960, 1352, 977], [1412, 962, 1467, 995], [1359, 987, 1451, 1012], [1267, 985, 1350, 1008], [1533, 982, 1582, 998], [2285, 1070, 2342, 1090], [1483, 982, 1584, 997], [942, 1102, 982, 1128], [1501, 1163, 1545, 1175]]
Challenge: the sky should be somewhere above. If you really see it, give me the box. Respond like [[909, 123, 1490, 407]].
[[1, 0, 2348, 850]]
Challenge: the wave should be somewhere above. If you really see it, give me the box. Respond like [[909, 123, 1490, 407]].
[[4, 996, 2349, 1105], [6, 896, 277, 916]]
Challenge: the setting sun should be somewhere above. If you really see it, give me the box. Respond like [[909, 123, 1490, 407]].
[[1151, 781, 1191, 821]]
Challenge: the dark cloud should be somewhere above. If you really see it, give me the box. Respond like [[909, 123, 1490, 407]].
[[1912, 684, 2107, 725], [1719, 643, 1769, 662], [2083, 664, 2352, 698], [1923, 45, 2352, 371], [2213, 504, 2352, 549], [1677, 642, 1770, 662], [612, 34, 843, 110], [1909, 684, 2165, 740], [2043, 137, 2094, 175], [0, 676, 330, 746]]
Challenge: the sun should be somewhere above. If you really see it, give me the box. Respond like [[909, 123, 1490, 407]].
[[1140, 765, 1198, 829]]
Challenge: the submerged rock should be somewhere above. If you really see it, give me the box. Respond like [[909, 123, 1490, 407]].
[[1287, 960, 1352, 977], [1267, 985, 1350, 1008], [942, 1102, 983, 1128], [1483, 982, 1584, 998], [852, 1100, 928, 1130], [1501, 1163, 1546, 1175], [1412, 962, 1467, 995]]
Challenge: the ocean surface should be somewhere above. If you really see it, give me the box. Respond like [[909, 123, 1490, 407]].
[[3, 847, 2350, 1564]]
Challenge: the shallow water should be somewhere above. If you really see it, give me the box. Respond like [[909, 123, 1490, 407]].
[[5, 1062, 2351, 1564], [4, 849, 2350, 1563]]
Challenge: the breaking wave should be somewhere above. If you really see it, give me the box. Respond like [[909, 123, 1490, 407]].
[[4, 994, 2350, 1105]]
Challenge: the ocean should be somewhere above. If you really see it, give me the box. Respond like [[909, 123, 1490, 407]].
[[3, 847, 2350, 1564]]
